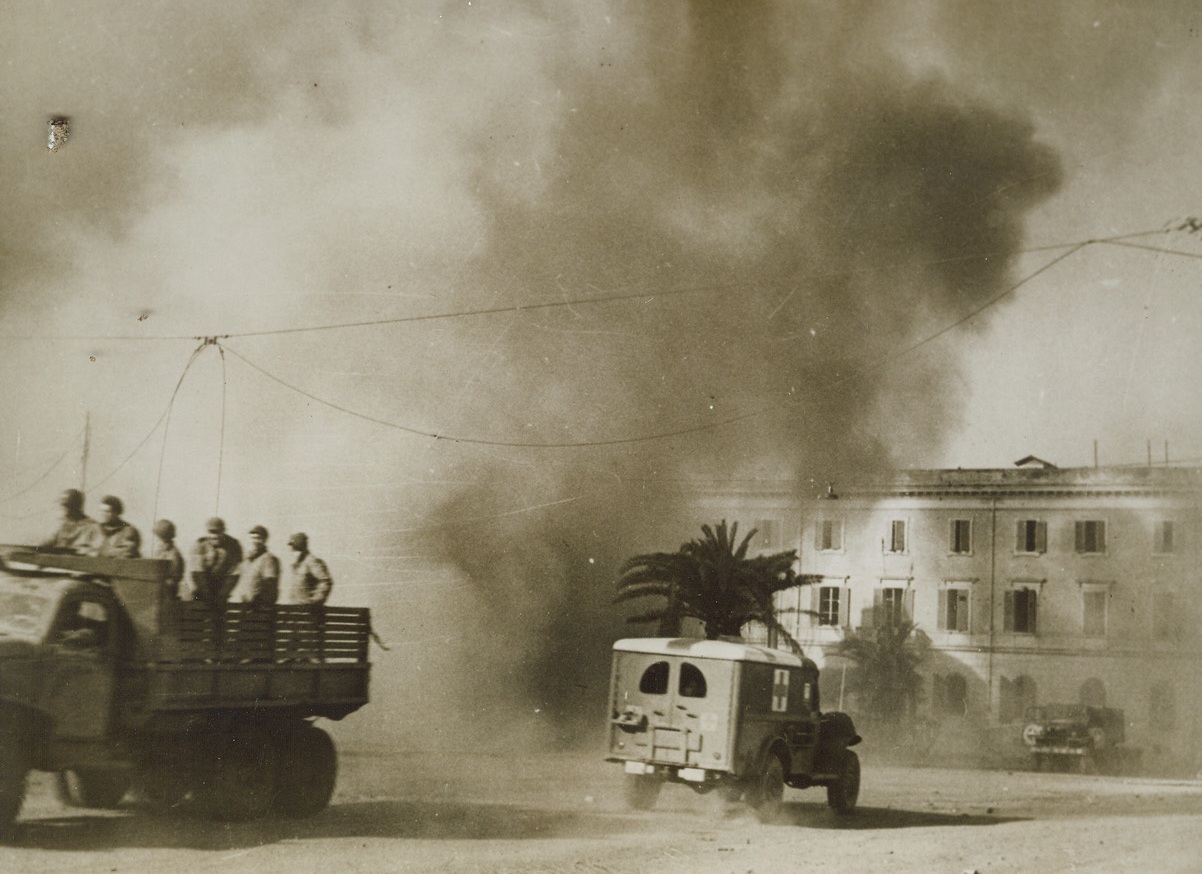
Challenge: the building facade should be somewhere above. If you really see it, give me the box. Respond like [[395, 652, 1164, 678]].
[[697, 461, 1202, 760]]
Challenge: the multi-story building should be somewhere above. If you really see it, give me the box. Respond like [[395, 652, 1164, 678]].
[[696, 460, 1202, 760]]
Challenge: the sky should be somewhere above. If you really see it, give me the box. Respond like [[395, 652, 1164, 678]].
[[2, 1, 1201, 745]]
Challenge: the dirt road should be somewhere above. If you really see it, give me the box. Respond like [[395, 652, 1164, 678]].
[[4, 747, 1202, 874]]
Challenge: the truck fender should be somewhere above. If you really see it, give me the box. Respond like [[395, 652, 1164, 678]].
[[812, 711, 860, 774]]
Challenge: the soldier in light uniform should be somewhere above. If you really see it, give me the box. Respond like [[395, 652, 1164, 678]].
[[286, 533, 333, 605], [235, 525, 280, 608], [40, 489, 103, 555]]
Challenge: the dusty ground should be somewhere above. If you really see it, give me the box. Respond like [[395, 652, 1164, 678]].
[[4, 745, 1202, 874]]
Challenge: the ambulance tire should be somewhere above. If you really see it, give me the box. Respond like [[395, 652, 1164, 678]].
[[826, 749, 860, 814], [0, 735, 27, 840], [746, 754, 785, 823], [624, 775, 662, 811], [55, 769, 130, 809]]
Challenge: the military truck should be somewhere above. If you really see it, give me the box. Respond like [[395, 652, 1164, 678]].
[[0, 546, 372, 834], [605, 638, 861, 821], [1022, 704, 1139, 774]]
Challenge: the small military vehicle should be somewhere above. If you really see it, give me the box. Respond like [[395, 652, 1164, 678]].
[[605, 638, 861, 821], [1022, 704, 1138, 774], [0, 547, 372, 834]]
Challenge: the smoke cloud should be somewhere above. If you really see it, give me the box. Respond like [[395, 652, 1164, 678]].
[[0, 2, 1064, 749]]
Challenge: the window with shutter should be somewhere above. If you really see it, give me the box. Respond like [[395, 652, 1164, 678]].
[[1005, 587, 1037, 633], [888, 520, 907, 553], [1075, 520, 1106, 554], [816, 519, 843, 552], [1016, 520, 1047, 554], [941, 588, 969, 632], [950, 519, 972, 554]]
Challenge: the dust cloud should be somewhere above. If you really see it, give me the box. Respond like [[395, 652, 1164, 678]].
[[0, 3, 1062, 753]]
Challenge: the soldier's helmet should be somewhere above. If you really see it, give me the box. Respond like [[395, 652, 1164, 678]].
[[206, 517, 226, 535], [153, 519, 176, 541], [287, 532, 308, 550], [59, 489, 84, 512]]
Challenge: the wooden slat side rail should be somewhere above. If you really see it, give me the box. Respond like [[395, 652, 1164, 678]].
[[156, 602, 371, 664]]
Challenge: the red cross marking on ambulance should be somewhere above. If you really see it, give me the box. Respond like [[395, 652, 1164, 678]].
[[772, 669, 789, 712]]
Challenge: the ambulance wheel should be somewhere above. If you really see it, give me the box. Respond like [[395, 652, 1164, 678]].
[[274, 724, 337, 817], [0, 735, 28, 839], [55, 769, 130, 809], [826, 749, 860, 814], [746, 754, 785, 823], [624, 775, 662, 811]]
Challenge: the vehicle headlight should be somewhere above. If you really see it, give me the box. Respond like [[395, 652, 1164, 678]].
[[1022, 724, 1043, 746]]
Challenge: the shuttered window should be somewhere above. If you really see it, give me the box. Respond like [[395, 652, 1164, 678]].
[[950, 519, 972, 554], [939, 588, 970, 632], [1004, 588, 1038, 634], [1075, 520, 1106, 554], [888, 520, 907, 553], [816, 519, 843, 552], [1015, 520, 1047, 554]]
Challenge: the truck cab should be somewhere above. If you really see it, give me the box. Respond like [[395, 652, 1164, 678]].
[[606, 638, 861, 820]]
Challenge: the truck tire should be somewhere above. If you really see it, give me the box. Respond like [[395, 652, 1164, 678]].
[[826, 749, 860, 814], [274, 724, 337, 818], [55, 770, 130, 809], [0, 736, 28, 838], [196, 726, 279, 821], [745, 754, 785, 823], [623, 774, 662, 811]]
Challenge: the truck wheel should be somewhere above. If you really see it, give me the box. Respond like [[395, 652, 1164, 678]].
[[197, 727, 279, 821], [274, 725, 337, 817], [623, 774, 662, 811], [55, 770, 130, 809], [826, 749, 860, 814], [745, 754, 785, 823], [0, 736, 28, 838]]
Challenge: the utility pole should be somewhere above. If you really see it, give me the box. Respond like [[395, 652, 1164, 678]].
[[80, 411, 90, 492]]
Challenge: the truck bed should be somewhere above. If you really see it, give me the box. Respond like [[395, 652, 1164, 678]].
[[144, 602, 371, 718]]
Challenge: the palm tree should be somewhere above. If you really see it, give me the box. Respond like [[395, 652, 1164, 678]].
[[832, 620, 929, 724], [614, 520, 818, 654]]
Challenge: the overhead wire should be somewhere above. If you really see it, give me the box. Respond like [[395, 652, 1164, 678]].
[[0, 224, 1188, 344], [217, 242, 1091, 448]]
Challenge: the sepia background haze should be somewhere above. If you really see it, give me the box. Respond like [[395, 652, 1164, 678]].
[[1, 1, 1200, 750]]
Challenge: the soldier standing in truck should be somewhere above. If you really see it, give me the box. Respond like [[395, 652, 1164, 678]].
[[235, 525, 280, 607], [189, 517, 243, 606], [96, 495, 141, 558], [40, 488, 103, 555], [286, 532, 333, 605], [151, 519, 185, 598]]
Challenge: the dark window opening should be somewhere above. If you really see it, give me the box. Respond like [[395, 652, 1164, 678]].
[[1005, 588, 1038, 634], [639, 661, 669, 695], [1016, 520, 1047, 554], [678, 662, 707, 698], [1075, 520, 1106, 554], [950, 519, 972, 554]]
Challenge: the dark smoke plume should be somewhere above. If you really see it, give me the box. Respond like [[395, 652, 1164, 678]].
[[419, 1, 1062, 746]]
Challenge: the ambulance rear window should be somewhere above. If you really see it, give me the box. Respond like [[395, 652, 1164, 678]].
[[639, 661, 669, 694], [679, 662, 707, 698]]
